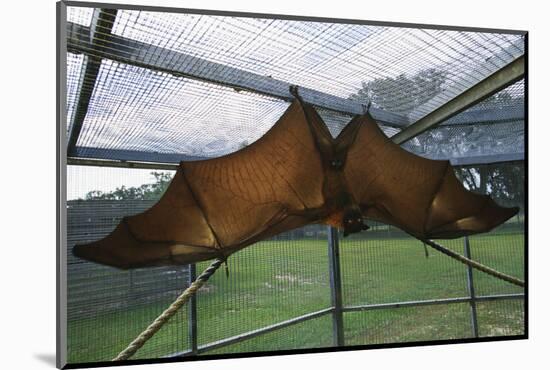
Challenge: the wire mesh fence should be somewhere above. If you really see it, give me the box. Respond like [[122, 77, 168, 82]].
[[67, 199, 192, 362], [66, 160, 524, 363]]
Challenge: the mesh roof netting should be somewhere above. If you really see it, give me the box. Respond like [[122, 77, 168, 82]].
[[403, 79, 524, 160], [76, 59, 290, 157], [66, 6, 524, 162]]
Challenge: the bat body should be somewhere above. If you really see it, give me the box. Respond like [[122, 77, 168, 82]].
[[74, 97, 518, 269]]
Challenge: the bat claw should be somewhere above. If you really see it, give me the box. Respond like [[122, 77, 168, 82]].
[[289, 85, 300, 99]]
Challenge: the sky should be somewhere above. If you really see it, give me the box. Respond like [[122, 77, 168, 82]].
[[67, 165, 175, 200]]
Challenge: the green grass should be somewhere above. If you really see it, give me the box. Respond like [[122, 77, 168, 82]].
[[67, 232, 524, 363]]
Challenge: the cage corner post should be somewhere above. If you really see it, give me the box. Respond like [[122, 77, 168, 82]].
[[188, 263, 198, 355], [328, 227, 345, 347], [57, 1, 68, 368], [463, 236, 480, 338]]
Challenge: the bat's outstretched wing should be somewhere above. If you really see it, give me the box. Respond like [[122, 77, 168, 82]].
[[73, 100, 325, 269], [344, 113, 518, 239]]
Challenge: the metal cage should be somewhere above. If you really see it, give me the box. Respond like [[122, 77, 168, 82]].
[[58, 3, 526, 365]]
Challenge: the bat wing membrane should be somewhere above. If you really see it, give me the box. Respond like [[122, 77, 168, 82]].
[[344, 114, 518, 239], [73, 100, 325, 268]]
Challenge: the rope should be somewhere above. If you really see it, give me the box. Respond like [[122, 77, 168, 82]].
[[422, 239, 524, 287], [112, 258, 224, 361]]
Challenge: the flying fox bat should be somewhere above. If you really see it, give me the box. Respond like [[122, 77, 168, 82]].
[[73, 94, 518, 269]]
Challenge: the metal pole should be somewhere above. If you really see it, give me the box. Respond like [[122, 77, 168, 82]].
[[67, 157, 180, 170], [463, 236, 479, 337], [328, 227, 345, 346], [57, 2, 68, 367], [188, 264, 198, 354]]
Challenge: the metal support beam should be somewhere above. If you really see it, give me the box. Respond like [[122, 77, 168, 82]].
[[70, 147, 203, 165], [391, 55, 525, 145], [188, 264, 198, 355], [66, 150, 524, 171], [67, 157, 179, 171], [168, 307, 334, 357], [66, 9, 118, 155], [66, 22, 408, 127], [443, 105, 524, 126], [328, 227, 345, 347], [56, 2, 68, 368], [67, 147, 204, 170], [464, 237, 479, 337], [448, 152, 524, 166], [344, 293, 524, 312]]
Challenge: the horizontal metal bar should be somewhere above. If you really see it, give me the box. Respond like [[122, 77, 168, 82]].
[[449, 152, 524, 166], [66, 22, 408, 127], [167, 307, 334, 357], [442, 105, 524, 126], [343, 293, 524, 313], [391, 55, 525, 145], [67, 157, 179, 171], [69, 147, 204, 166], [68, 149, 524, 170]]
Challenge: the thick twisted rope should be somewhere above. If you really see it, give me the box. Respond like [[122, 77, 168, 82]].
[[112, 258, 224, 361], [422, 239, 524, 287]]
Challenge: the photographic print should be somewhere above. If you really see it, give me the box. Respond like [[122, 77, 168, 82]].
[[57, 1, 526, 368]]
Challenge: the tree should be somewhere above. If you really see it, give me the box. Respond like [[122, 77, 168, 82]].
[[83, 171, 173, 201], [349, 68, 448, 115], [454, 163, 524, 211], [482, 90, 519, 107]]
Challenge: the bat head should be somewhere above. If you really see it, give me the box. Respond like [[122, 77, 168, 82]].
[[342, 209, 369, 237]]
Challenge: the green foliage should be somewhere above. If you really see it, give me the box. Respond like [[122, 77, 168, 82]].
[[483, 90, 520, 106], [83, 172, 173, 201], [455, 163, 524, 210]]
